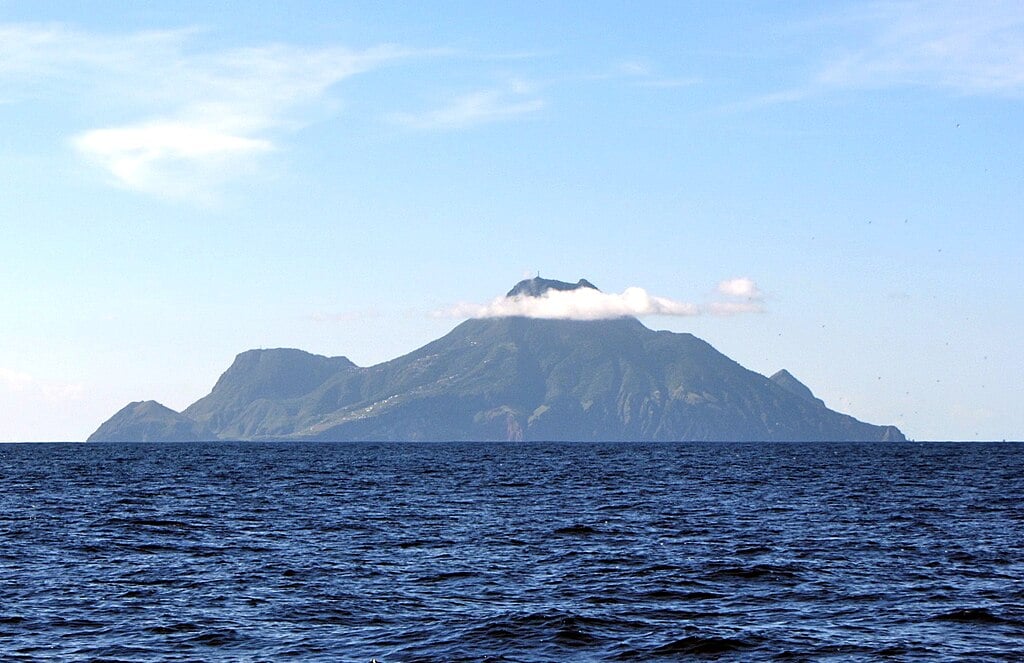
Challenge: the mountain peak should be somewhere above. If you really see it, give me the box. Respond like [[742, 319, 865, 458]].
[[506, 277, 599, 298], [770, 369, 826, 408]]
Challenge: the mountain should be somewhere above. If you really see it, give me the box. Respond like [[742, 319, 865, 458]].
[[88, 277, 906, 443]]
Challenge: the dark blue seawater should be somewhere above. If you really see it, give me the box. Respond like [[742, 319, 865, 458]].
[[1, 441, 1022, 661]]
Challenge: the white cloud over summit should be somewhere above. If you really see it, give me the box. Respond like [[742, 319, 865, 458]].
[[448, 286, 699, 320], [442, 279, 766, 320]]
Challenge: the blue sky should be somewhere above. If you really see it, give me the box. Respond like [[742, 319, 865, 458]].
[[1, 1, 1021, 441]]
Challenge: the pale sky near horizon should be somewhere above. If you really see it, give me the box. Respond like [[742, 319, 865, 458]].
[[1, 1, 1022, 442]]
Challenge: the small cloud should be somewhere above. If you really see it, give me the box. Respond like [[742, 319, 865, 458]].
[[0, 367, 84, 400], [440, 286, 700, 320], [708, 277, 765, 316], [393, 81, 545, 129], [0, 367, 33, 390], [716, 277, 763, 299]]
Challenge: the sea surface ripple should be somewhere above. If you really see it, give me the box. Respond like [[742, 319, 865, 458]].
[[1, 441, 1022, 661]]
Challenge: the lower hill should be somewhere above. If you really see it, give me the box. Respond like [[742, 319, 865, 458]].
[[87, 401, 218, 443], [88, 278, 906, 443]]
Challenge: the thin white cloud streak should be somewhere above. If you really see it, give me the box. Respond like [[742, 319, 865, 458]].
[[309, 309, 382, 323], [0, 24, 192, 85], [0, 23, 413, 199], [635, 77, 702, 89], [815, 1, 1024, 95], [720, 87, 814, 113], [613, 60, 701, 89], [706, 301, 765, 316], [391, 81, 545, 129]]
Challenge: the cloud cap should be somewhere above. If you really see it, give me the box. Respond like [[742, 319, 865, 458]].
[[439, 275, 767, 321], [445, 277, 700, 320]]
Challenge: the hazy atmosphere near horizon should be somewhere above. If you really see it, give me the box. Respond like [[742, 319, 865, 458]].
[[1, 0, 1021, 442]]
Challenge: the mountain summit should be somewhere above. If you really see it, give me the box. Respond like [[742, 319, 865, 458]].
[[506, 276, 599, 298], [89, 277, 906, 443]]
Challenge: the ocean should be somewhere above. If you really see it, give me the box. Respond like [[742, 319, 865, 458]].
[[1, 441, 1022, 661]]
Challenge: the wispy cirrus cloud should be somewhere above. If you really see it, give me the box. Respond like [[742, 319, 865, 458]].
[[728, 1, 1024, 112], [614, 60, 702, 89], [0, 24, 188, 86], [0, 23, 412, 200], [391, 80, 545, 130], [439, 278, 766, 320], [815, 0, 1024, 96]]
